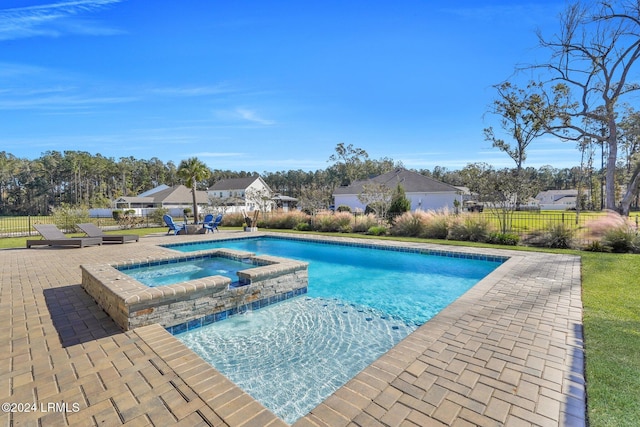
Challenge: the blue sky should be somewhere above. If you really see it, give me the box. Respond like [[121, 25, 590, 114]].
[[0, 0, 582, 172]]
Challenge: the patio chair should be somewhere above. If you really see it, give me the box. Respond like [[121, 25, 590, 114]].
[[203, 214, 223, 233], [202, 213, 214, 225], [77, 223, 139, 244], [27, 224, 103, 248], [163, 214, 186, 235]]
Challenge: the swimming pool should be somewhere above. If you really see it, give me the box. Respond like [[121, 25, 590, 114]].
[[169, 236, 504, 423]]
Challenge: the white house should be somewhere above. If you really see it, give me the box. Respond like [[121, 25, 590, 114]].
[[332, 168, 461, 212], [535, 189, 580, 210], [208, 176, 275, 213]]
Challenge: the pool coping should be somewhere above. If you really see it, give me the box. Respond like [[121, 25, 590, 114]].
[[2, 231, 585, 426]]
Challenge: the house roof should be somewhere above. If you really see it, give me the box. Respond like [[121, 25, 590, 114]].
[[150, 184, 209, 204], [115, 196, 154, 204], [535, 189, 579, 202], [333, 168, 459, 195], [115, 185, 208, 205], [209, 176, 271, 192], [138, 184, 170, 197], [272, 194, 298, 202]]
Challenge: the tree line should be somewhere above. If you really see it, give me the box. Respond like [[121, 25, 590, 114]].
[[0, 145, 623, 216]]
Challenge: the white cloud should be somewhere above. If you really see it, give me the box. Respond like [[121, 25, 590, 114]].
[[235, 108, 276, 125], [0, 93, 137, 110], [149, 84, 236, 97], [0, 0, 124, 41], [213, 107, 276, 126]]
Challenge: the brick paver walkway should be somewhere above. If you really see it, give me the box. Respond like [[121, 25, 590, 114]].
[[0, 232, 585, 426]]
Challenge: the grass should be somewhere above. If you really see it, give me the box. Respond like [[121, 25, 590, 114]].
[[0, 227, 637, 426], [580, 251, 640, 426], [0, 227, 168, 249]]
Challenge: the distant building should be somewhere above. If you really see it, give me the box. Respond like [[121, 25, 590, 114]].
[[208, 176, 275, 213], [535, 189, 580, 210], [110, 184, 208, 217], [332, 168, 461, 212]]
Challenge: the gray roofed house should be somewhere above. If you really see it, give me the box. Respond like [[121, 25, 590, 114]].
[[114, 185, 208, 209], [535, 189, 581, 210], [333, 168, 461, 212], [208, 176, 274, 213]]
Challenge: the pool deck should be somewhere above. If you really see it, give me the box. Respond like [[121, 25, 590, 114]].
[[1, 231, 585, 426]]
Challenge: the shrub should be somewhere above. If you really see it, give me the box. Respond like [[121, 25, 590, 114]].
[[295, 222, 311, 231], [602, 226, 640, 253], [149, 208, 169, 225], [367, 225, 388, 236], [352, 214, 379, 233], [465, 218, 492, 242], [221, 212, 245, 227], [447, 216, 491, 242], [527, 223, 575, 249], [52, 204, 90, 232], [488, 232, 520, 246], [336, 205, 352, 212], [264, 210, 310, 229], [421, 211, 449, 239], [313, 211, 353, 232], [583, 240, 608, 252], [391, 212, 425, 237], [545, 223, 575, 249]]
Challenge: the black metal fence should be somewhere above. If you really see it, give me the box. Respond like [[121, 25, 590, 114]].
[[0, 214, 162, 238], [2, 211, 639, 241]]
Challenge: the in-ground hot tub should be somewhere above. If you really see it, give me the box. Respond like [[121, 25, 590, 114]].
[[81, 248, 308, 331]]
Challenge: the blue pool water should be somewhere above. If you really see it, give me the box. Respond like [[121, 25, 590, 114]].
[[171, 237, 503, 423], [118, 255, 252, 287]]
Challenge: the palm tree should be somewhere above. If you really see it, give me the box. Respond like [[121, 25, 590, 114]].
[[177, 157, 210, 224]]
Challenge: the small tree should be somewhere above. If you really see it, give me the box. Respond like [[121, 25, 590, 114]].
[[298, 185, 332, 214], [387, 184, 411, 222], [245, 187, 273, 216], [470, 167, 538, 233], [358, 182, 393, 220]]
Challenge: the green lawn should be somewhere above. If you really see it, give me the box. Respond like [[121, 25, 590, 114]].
[[0, 228, 637, 426], [581, 251, 640, 427]]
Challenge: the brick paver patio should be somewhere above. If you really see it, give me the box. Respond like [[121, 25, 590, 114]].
[[0, 231, 585, 426]]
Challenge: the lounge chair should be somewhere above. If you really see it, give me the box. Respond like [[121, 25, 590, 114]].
[[203, 214, 223, 233], [77, 223, 139, 244], [163, 214, 186, 235], [27, 224, 103, 248]]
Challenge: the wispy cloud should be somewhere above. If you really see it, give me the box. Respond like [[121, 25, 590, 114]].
[[213, 107, 276, 126], [0, 92, 137, 110], [235, 108, 276, 125], [0, 0, 124, 41], [149, 84, 236, 97]]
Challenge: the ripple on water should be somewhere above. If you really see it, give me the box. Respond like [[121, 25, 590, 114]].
[[177, 297, 417, 424]]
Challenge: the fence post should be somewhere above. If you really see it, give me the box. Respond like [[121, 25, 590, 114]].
[[28, 215, 31, 235]]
